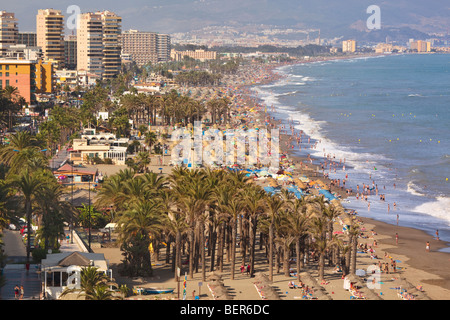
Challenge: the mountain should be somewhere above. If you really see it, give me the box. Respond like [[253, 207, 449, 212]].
[[5, 0, 450, 39]]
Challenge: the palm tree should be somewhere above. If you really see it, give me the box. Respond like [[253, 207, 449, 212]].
[[60, 266, 119, 300], [161, 199, 188, 280], [34, 174, 72, 250], [117, 199, 163, 277], [1, 86, 21, 131], [348, 221, 361, 275], [263, 194, 284, 281], [0, 131, 46, 176], [144, 131, 157, 151], [242, 185, 265, 277], [309, 215, 339, 281], [283, 198, 310, 281], [223, 197, 245, 280], [8, 168, 45, 264]]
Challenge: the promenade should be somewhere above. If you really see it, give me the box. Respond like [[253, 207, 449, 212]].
[[0, 229, 83, 300]]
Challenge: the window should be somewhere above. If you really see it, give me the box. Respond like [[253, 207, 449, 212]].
[[5, 65, 9, 70], [5, 80, 9, 86], [5, 72, 9, 77]]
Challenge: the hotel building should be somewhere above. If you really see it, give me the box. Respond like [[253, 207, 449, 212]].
[[100, 11, 122, 80], [64, 35, 77, 70], [410, 40, 431, 53], [77, 11, 122, 80], [77, 12, 104, 78], [36, 9, 65, 69], [18, 32, 37, 47], [0, 11, 18, 57], [0, 59, 54, 103], [171, 49, 217, 62], [121, 30, 171, 66], [342, 40, 356, 53]]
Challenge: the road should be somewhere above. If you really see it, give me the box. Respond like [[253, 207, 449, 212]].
[[50, 146, 69, 171], [1, 229, 41, 300]]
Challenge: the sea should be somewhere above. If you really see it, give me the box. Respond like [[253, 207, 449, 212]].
[[252, 53, 450, 251]]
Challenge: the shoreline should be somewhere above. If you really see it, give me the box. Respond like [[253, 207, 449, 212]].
[[92, 54, 450, 300], [242, 55, 450, 296]]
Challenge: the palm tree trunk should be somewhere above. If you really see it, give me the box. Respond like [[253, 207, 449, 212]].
[[268, 223, 274, 282], [25, 199, 32, 265], [318, 252, 325, 280], [174, 231, 181, 280], [296, 239, 301, 282], [249, 216, 257, 277], [200, 223, 206, 282], [284, 244, 290, 277], [350, 235, 357, 275], [231, 218, 237, 280], [188, 228, 194, 279]]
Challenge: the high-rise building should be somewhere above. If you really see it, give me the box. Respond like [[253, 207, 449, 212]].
[[342, 40, 356, 53], [157, 34, 171, 63], [36, 9, 65, 69], [100, 11, 122, 80], [64, 35, 77, 70], [77, 11, 121, 80], [77, 12, 104, 78], [0, 11, 18, 57], [121, 30, 171, 66], [410, 40, 431, 52], [18, 32, 37, 47], [0, 59, 53, 103]]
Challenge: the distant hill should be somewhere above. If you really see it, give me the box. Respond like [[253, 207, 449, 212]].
[[6, 0, 449, 40]]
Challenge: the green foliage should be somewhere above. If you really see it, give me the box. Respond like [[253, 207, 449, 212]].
[[175, 70, 222, 87], [78, 204, 108, 229]]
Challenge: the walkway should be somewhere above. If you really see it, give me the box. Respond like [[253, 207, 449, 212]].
[[1, 229, 84, 300]]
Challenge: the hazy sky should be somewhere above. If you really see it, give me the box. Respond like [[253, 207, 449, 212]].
[[2, 0, 449, 35]]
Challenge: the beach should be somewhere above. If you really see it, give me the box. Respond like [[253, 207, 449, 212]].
[[92, 55, 450, 300]]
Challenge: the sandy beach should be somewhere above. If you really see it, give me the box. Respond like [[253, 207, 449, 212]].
[[90, 55, 450, 301]]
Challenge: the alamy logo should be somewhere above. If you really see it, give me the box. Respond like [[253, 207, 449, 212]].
[[171, 121, 280, 168], [66, 5, 81, 30], [66, 265, 81, 289], [366, 5, 381, 30]]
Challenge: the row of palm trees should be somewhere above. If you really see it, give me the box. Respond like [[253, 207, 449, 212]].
[[96, 166, 361, 284], [118, 90, 231, 130]]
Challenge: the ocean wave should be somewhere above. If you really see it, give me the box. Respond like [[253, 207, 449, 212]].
[[276, 90, 301, 97], [253, 85, 391, 171], [407, 181, 426, 197], [412, 196, 450, 225], [408, 94, 423, 97]]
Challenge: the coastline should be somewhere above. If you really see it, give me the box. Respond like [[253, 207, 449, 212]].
[[92, 54, 450, 300], [242, 54, 450, 296]]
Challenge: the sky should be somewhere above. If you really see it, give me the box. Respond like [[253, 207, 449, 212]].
[[1, 0, 449, 35]]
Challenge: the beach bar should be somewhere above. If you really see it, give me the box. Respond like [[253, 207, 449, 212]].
[[54, 163, 98, 187], [40, 251, 111, 300]]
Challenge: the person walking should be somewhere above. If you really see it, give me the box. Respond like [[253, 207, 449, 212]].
[[426, 241, 430, 252], [20, 285, 24, 300], [14, 285, 19, 299]]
